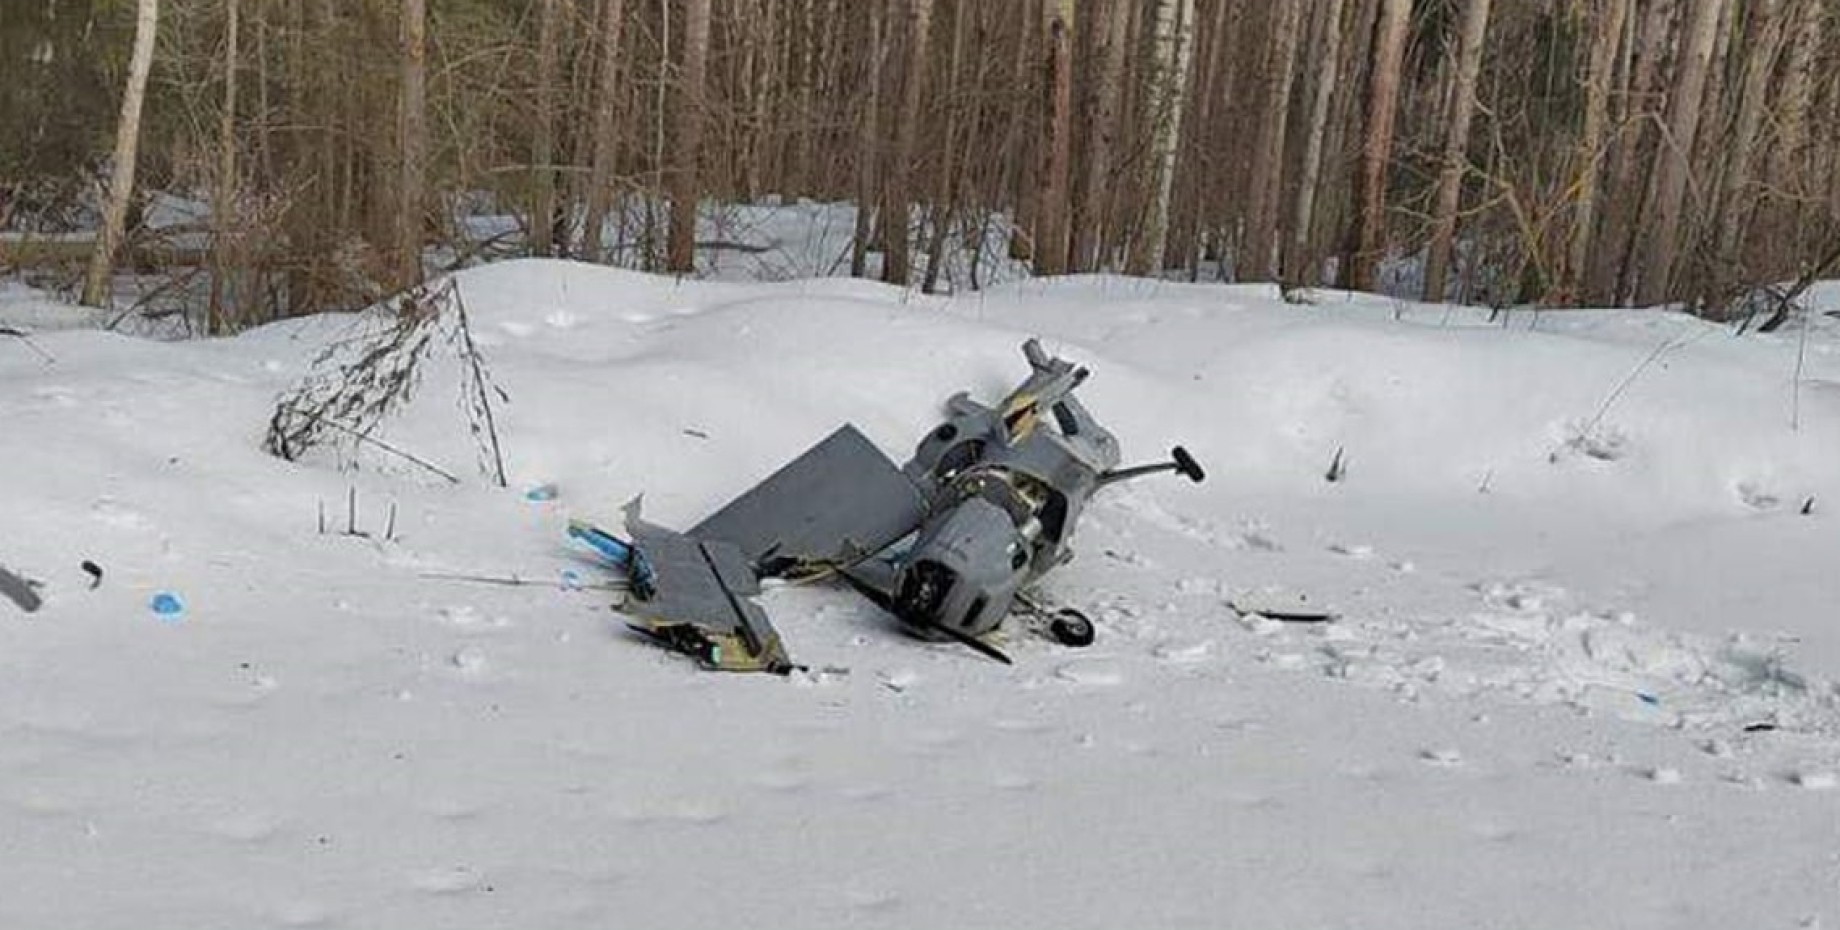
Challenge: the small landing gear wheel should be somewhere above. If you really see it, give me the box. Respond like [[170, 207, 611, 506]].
[[1048, 608, 1095, 647]]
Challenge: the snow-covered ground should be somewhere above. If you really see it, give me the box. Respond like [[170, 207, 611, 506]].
[[3, 261, 1838, 929]]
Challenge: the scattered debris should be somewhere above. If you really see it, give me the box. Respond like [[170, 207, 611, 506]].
[[1, 563, 44, 613], [1325, 446, 1346, 483], [81, 560, 104, 589], [150, 592, 185, 621]]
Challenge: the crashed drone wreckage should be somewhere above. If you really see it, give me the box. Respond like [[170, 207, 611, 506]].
[[568, 339, 1206, 673]]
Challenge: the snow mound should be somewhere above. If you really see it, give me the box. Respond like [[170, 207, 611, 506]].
[[4, 259, 1839, 929]]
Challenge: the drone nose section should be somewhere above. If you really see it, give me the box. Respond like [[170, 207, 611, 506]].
[[894, 497, 1028, 638]]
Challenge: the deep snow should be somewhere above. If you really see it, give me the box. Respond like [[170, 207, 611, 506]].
[[3, 262, 1839, 929]]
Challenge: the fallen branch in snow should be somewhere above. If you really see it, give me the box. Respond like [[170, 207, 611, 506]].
[[265, 277, 509, 484], [448, 281, 508, 487], [418, 571, 628, 593], [0, 325, 55, 364], [1752, 239, 1840, 335], [298, 411, 459, 484]]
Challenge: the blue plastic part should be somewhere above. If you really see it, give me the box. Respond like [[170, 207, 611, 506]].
[[569, 522, 633, 564], [525, 483, 559, 502], [567, 522, 657, 597], [150, 592, 185, 621]]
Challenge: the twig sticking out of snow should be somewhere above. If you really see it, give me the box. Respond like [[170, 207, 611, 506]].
[[1324, 446, 1346, 483]]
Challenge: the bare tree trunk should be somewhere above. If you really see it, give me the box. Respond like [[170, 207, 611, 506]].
[[1593, 0, 1676, 304], [1006, 0, 1041, 262], [1561, 0, 1631, 304], [1285, 0, 1346, 286], [1241, 0, 1305, 282], [396, 0, 428, 290], [531, 0, 563, 257], [208, 0, 241, 333], [1033, 0, 1075, 276], [1768, 0, 1820, 197], [582, 0, 628, 262], [82, 0, 160, 309], [1710, 0, 1784, 290], [1072, 0, 1130, 272], [880, 0, 934, 285], [1635, 0, 1725, 306], [852, 0, 885, 278], [1420, 0, 1491, 302], [1340, 0, 1410, 292], [922, 0, 971, 293], [1132, 0, 1196, 275], [666, 0, 711, 273]]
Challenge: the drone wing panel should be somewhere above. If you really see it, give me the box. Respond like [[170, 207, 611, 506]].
[[691, 425, 927, 572]]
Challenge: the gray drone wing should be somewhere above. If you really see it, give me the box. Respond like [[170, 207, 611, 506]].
[[691, 424, 927, 573]]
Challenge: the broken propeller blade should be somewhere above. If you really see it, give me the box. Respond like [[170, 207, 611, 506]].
[[925, 621, 1014, 665]]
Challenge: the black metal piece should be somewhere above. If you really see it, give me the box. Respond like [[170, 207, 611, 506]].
[[1097, 445, 1208, 487], [1, 565, 42, 613], [1048, 608, 1095, 647]]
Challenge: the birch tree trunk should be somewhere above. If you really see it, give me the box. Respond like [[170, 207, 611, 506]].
[[530, 0, 563, 257], [880, 0, 933, 285], [1033, 0, 1074, 275], [396, 0, 428, 290], [1635, 0, 1725, 306], [1132, 0, 1195, 275], [1340, 0, 1410, 292], [1241, 0, 1305, 283], [1561, 0, 1631, 304], [81, 0, 159, 309], [666, 0, 711, 273], [1419, 0, 1490, 301], [208, 0, 241, 333], [1286, 0, 1346, 286], [581, 0, 628, 262]]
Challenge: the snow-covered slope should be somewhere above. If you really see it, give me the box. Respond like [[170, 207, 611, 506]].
[[3, 261, 1838, 929]]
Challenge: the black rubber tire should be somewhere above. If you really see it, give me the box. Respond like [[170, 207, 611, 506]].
[[1048, 608, 1096, 647]]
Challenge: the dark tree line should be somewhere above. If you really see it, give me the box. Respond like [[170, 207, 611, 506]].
[[3, 0, 1838, 331]]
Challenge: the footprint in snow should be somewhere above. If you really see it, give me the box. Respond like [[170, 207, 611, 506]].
[[1791, 770, 1836, 790], [613, 798, 731, 826], [449, 646, 490, 675], [408, 866, 486, 895], [1053, 658, 1127, 687], [270, 900, 335, 928], [1420, 747, 1464, 767], [90, 497, 150, 530], [989, 771, 1037, 791], [1152, 640, 1215, 664], [845, 888, 903, 912], [205, 811, 285, 843]]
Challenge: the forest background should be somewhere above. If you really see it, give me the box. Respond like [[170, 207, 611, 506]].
[[3, 0, 1837, 332]]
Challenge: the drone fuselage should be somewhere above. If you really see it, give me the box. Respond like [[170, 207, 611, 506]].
[[890, 341, 1120, 638]]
